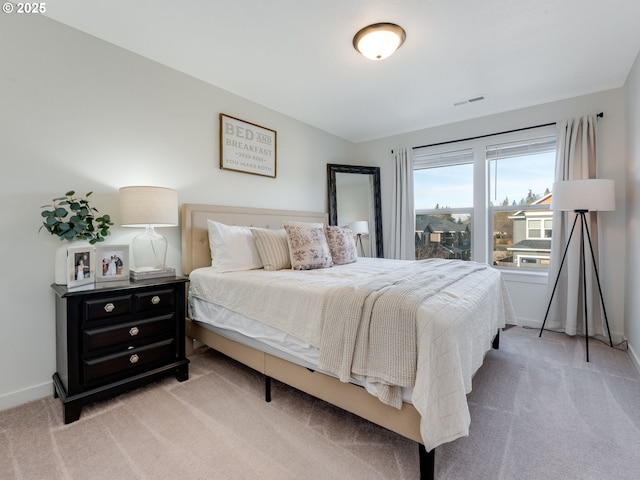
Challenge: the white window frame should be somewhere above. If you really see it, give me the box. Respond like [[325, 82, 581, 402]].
[[413, 125, 557, 276], [526, 217, 553, 239]]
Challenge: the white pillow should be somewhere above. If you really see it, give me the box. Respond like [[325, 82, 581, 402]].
[[207, 220, 263, 273]]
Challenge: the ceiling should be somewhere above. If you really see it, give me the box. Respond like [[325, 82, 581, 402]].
[[43, 0, 640, 143]]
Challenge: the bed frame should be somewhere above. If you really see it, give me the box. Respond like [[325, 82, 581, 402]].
[[181, 203, 439, 479]]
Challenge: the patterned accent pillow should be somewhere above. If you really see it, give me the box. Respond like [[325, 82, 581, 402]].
[[283, 224, 333, 270], [251, 228, 291, 271], [324, 226, 357, 265], [281, 221, 324, 229]]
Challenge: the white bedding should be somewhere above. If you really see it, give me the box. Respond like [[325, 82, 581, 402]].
[[188, 257, 515, 450]]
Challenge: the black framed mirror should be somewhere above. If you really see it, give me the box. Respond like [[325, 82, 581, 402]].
[[327, 163, 383, 258]]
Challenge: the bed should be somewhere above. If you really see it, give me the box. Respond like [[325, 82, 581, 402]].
[[181, 203, 515, 480]]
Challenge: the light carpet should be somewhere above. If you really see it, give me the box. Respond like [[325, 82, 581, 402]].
[[1, 326, 639, 479]]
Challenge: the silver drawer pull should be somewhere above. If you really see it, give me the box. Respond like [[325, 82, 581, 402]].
[[129, 354, 139, 364], [151, 295, 160, 305], [104, 303, 115, 313], [129, 327, 139, 336]]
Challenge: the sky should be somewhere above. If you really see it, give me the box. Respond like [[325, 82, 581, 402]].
[[414, 152, 556, 210]]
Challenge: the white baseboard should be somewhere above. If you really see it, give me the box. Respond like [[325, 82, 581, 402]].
[[0, 381, 52, 413], [515, 317, 626, 345], [628, 341, 640, 376], [515, 316, 638, 375]]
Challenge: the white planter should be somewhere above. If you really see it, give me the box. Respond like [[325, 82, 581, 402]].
[[54, 243, 70, 285], [54, 241, 91, 285]]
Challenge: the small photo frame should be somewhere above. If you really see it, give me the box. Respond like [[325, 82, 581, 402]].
[[95, 244, 130, 282], [67, 245, 95, 288]]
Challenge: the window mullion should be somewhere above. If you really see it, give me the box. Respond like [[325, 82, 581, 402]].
[[473, 144, 487, 264]]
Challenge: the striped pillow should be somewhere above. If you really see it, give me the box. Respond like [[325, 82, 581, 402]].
[[251, 228, 291, 271]]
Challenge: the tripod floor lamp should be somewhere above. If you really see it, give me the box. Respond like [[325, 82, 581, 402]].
[[350, 220, 369, 257], [539, 179, 615, 361]]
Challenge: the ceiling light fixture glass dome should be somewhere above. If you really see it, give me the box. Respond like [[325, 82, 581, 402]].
[[353, 23, 406, 61]]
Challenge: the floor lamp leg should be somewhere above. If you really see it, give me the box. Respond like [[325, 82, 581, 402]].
[[539, 214, 580, 336], [579, 214, 590, 362], [581, 213, 614, 348], [356, 234, 365, 257], [541, 211, 612, 362]]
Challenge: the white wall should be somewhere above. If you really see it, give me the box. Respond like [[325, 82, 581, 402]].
[[354, 90, 628, 341], [0, 14, 353, 410], [625, 50, 640, 370]]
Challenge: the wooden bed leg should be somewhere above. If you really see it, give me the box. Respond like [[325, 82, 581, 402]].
[[185, 335, 194, 357], [492, 329, 500, 350], [265, 376, 272, 403], [418, 443, 435, 480]]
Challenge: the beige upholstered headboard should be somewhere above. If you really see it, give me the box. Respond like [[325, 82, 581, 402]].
[[180, 203, 328, 275]]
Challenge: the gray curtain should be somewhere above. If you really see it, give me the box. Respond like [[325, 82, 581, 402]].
[[389, 148, 415, 260], [546, 116, 604, 336]]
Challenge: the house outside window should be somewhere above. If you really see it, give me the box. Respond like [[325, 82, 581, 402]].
[[503, 195, 553, 268], [413, 127, 556, 270]]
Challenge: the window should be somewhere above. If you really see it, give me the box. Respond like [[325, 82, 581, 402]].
[[488, 136, 556, 269], [413, 149, 473, 261], [526, 218, 552, 239], [413, 127, 556, 270]]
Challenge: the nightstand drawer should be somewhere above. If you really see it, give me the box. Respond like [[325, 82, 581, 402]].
[[134, 289, 175, 312], [83, 314, 174, 355], [84, 295, 132, 321], [83, 339, 174, 383]]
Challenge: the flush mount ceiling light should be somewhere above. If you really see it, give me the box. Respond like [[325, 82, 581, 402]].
[[353, 23, 406, 61]]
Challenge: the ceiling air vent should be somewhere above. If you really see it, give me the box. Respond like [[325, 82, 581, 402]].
[[453, 95, 486, 107]]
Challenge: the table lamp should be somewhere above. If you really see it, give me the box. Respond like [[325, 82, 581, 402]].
[[119, 186, 178, 276]]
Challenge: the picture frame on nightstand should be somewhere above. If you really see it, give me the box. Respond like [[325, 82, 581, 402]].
[[67, 245, 95, 288], [95, 244, 129, 282]]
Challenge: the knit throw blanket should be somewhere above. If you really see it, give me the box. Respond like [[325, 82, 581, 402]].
[[318, 259, 488, 408]]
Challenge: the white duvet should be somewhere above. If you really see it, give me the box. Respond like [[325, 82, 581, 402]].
[[189, 257, 515, 450]]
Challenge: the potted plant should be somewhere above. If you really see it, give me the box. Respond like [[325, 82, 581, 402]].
[[40, 190, 113, 243], [40, 191, 113, 284]]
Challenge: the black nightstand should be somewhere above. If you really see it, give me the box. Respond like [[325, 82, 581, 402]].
[[51, 276, 190, 424]]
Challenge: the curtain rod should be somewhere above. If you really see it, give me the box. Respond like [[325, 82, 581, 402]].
[[409, 112, 603, 151]]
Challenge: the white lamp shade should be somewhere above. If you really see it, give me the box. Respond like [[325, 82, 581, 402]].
[[353, 23, 406, 61], [350, 220, 369, 235], [119, 186, 178, 227], [551, 179, 615, 212]]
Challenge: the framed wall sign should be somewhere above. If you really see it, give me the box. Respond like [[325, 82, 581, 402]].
[[67, 245, 95, 288], [220, 113, 277, 178], [95, 244, 129, 282]]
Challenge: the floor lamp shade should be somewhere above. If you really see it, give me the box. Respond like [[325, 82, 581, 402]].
[[551, 179, 615, 212], [350, 221, 369, 236], [119, 186, 178, 270]]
